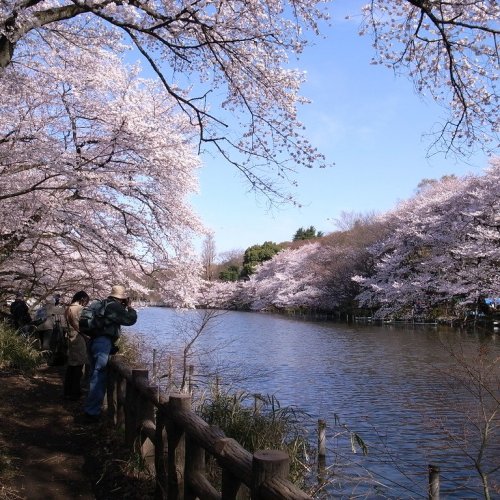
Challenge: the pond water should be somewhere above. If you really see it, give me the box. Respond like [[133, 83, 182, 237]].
[[126, 307, 499, 499]]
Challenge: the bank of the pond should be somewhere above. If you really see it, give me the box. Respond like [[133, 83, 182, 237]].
[[153, 302, 500, 331], [0, 364, 154, 499]]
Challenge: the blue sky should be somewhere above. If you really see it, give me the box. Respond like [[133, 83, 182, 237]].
[[188, 1, 490, 255]]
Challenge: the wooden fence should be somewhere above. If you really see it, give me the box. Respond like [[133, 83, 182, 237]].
[[105, 356, 312, 499]]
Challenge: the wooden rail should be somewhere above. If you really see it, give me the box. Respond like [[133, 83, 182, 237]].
[[106, 357, 312, 499]]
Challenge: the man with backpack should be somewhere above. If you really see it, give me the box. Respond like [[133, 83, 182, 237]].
[[83, 285, 137, 423]]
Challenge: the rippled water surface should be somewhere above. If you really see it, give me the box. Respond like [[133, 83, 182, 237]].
[[128, 308, 499, 499]]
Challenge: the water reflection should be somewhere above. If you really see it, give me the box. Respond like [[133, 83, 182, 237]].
[[127, 308, 499, 498]]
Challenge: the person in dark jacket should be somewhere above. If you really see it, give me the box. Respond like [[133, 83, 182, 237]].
[[83, 285, 137, 422], [10, 292, 31, 331]]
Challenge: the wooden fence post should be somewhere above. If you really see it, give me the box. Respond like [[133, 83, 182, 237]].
[[253, 394, 262, 416], [251, 450, 289, 499], [135, 373, 156, 472], [125, 369, 148, 448], [116, 374, 126, 429], [188, 364, 195, 395], [215, 437, 250, 500], [221, 466, 250, 500], [125, 377, 137, 448], [167, 356, 173, 392], [317, 419, 326, 485], [428, 464, 440, 500], [317, 419, 326, 459], [154, 405, 168, 500], [167, 393, 191, 500], [185, 434, 218, 500]]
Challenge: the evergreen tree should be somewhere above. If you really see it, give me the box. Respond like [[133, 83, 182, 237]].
[[241, 241, 282, 278], [293, 226, 322, 241]]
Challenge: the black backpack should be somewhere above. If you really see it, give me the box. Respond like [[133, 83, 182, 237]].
[[79, 299, 110, 338]]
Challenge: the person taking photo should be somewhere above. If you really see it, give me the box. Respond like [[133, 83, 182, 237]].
[[83, 285, 137, 422]]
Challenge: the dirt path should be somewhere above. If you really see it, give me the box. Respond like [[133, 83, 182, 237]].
[[0, 365, 154, 499]]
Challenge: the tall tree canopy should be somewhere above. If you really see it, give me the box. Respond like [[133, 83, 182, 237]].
[[241, 241, 282, 277], [0, 41, 202, 302], [1, 0, 498, 301]]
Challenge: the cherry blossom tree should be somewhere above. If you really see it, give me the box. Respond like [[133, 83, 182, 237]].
[[360, 1, 499, 155], [0, 0, 330, 201], [1, 0, 498, 304], [237, 242, 323, 311], [354, 158, 500, 320], [195, 243, 320, 311], [0, 41, 202, 303], [196, 279, 244, 309]]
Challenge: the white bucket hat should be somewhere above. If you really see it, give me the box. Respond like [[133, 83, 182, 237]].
[[109, 285, 128, 300]]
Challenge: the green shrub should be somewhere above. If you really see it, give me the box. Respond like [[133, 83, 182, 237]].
[[0, 323, 43, 374]]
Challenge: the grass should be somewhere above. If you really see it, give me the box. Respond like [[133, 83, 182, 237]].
[[115, 333, 149, 369], [0, 325, 42, 500], [197, 381, 314, 488], [0, 323, 43, 374]]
